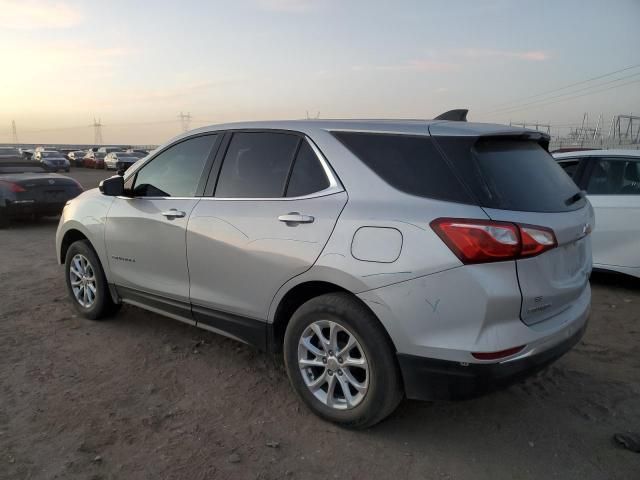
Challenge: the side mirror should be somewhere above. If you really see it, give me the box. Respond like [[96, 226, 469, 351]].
[[99, 175, 125, 196]]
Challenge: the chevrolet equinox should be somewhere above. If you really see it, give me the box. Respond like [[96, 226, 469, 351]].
[[56, 115, 593, 428]]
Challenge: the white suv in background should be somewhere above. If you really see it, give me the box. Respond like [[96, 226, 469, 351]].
[[555, 149, 640, 278]]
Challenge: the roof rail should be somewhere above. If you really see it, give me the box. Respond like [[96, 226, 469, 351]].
[[434, 109, 468, 121]]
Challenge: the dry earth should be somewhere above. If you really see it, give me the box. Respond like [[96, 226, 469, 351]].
[[1, 168, 639, 479]]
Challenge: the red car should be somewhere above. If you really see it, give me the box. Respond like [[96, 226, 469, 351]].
[[83, 151, 106, 169]]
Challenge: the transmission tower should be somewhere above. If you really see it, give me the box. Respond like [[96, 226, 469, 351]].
[[11, 120, 18, 144], [92, 118, 103, 145], [178, 112, 192, 132]]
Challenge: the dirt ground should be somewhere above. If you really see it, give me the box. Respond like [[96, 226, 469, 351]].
[[1, 168, 639, 480]]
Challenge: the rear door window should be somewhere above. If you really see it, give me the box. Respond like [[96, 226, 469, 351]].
[[557, 159, 581, 179], [586, 157, 640, 195], [215, 132, 300, 198], [332, 132, 472, 203]]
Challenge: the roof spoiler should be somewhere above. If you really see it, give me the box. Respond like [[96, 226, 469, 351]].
[[434, 109, 468, 121]]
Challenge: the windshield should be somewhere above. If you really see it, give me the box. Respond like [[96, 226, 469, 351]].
[[42, 152, 63, 158]]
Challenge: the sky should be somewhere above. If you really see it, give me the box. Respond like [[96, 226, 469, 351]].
[[0, 0, 639, 145]]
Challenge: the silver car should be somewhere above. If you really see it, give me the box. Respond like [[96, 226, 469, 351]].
[[56, 118, 593, 427], [554, 149, 640, 278]]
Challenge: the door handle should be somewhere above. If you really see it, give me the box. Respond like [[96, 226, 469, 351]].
[[278, 212, 315, 224], [161, 209, 186, 219]]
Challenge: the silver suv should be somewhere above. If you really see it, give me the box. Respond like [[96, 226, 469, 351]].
[[56, 117, 593, 427]]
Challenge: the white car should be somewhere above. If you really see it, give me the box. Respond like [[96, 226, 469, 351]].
[[554, 149, 640, 278], [104, 151, 140, 171]]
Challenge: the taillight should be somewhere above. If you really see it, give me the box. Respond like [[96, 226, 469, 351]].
[[0, 180, 26, 193], [519, 225, 557, 257], [430, 218, 557, 264]]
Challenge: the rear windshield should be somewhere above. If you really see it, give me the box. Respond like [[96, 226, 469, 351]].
[[471, 139, 584, 212], [332, 132, 472, 203], [432, 136, 585, 213]]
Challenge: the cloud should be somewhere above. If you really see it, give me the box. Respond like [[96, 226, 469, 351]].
[[460, 48, 550, 61], [256, 0, 317, 12], [353, 59, 459, 73], [0, 0, 82, 29]]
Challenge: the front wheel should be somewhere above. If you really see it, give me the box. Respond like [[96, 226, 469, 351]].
[[64, 240, 120, 320], [284, 293, 403, 428]]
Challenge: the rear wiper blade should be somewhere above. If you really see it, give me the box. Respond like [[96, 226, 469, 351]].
[[565, 190, 586, 206]]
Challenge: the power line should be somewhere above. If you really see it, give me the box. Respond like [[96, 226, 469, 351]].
[[492, 78, 640, 115], [487, 63, 640, 111], [486, 70, 640, 115]]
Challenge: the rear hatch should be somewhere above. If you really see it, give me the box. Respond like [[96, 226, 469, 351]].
[[431, 128, 594, 326]]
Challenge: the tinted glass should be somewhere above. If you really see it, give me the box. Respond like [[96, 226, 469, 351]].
[[333, 132, 471, 203], [470, 139, 583, 212], [215, 132, 299, 198], [286, 141, 330, 197], [587, 158, 640, 195], [558, 160, 580, 179], [133, 134, 217, 197]]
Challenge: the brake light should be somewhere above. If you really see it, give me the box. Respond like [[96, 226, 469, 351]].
[[0, 180, 26, 193], [430, 218, 557, 264]]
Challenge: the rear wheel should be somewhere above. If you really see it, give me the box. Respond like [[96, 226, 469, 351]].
[[64, 240, 120, 320], [284, 293, 403, 428]]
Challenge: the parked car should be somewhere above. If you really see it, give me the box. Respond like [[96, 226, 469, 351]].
[[98, 146, 124, 155], [0, 160, 83, 227], [34, 150, 70, 172], [554, 149, 640, 278], [0, 147, 23, 161], [83, 151, 106, 169], [67, 150, 87, 167], [56, 118, 593, 428], [104, 152, 140, 171]]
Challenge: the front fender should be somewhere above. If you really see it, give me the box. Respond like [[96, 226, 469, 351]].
[[55, 188, 115, 281]]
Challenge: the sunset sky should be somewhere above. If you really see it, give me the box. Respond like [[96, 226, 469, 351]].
[[1, 0, 639, 145]]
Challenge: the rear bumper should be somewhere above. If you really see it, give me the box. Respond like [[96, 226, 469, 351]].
[[397, 318, 587, 401], [3, 202, 66, 217]]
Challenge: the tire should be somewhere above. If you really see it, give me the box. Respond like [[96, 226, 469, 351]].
[[284, 292, 403, 428], [0, 209, 9, 229], [64, 240, 120, 320]]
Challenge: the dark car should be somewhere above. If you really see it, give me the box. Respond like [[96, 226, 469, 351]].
[[67, 150, 87, 167], [34, 150, 71, 172], [0, 161, 83, 227]]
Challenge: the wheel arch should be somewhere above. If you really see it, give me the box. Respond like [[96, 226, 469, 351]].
[[269, 279, 398, 355]]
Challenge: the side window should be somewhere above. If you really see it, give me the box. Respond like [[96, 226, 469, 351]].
[[215, 132, 299, 198], [132, 135, 218, 197], [587, 158, 640, 195], [286, 141, 330, 197], [558, 159, 580, 179]]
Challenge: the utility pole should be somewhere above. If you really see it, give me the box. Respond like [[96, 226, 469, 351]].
[[92, 118, 103, 145], [178, 112, 192, 132], [11, 120, 18, 144]]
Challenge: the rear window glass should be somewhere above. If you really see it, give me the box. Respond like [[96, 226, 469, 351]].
[[471, 139, 584, 212], [332, 132, 472, 203]]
